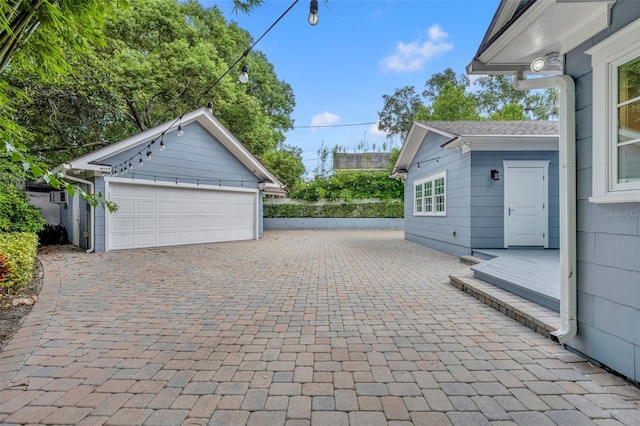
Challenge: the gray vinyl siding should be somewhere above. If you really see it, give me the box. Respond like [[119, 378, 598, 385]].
[[59, 195, 74, 244], [104, 122, 259, 189], [470, 151, 559, 249], [565, 0, 640, 381], [403, 132, 472, 256]]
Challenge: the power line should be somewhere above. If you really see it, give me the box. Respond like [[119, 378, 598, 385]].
[[295, 121, 378, 129]]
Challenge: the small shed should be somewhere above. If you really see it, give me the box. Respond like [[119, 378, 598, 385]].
[[56, 108, 284, 252], [392, 120, 559, 256]]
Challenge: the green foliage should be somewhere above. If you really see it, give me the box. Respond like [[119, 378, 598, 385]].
[[490, 103, 526, 121], [289, 171, 404, 202], [0, 232, 38, 293], [264, 202, 404, 218], [0, 156, 45, 234], [262, 145, 305, 190], [416, 82, 481, 121], [377, 85, 422, 142]]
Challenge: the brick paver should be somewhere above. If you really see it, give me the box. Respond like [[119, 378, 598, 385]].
[[1, 230, 639, 425]]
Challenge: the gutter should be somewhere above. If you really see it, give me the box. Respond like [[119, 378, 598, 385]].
[[512, 71, 577, 344], [61, 169, 95, 253]]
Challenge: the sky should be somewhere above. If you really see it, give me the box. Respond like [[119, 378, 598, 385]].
[[201, 0, 500, 177]]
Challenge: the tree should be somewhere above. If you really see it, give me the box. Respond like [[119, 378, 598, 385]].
[[262, 145, 305, 191], [475, 75, 557, 120], [416, 82, 481, 121], [422, 67, 470, 101], [11, 0, 295, 165], [490, 103, 526, 121], [377, 86, 423, 142]]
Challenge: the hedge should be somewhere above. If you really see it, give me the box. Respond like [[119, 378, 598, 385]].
[[264, 202, 404, 218], [0, 232, 39, 294]]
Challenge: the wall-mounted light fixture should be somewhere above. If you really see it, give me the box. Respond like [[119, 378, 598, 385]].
[[530, 52, 562, 73], [308, 0, 319, 25], [491, 169, 500, 181]]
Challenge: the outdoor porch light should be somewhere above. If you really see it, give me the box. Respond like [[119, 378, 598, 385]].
[[239, 65, 249, 84], [530, 52, 561, 73], [491, 169, 500, 181], [308, 0, 319, 26], [177, 124, 184, 137]]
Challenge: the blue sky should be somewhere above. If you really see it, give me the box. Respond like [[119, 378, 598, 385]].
[[203, 1, 499, 177]]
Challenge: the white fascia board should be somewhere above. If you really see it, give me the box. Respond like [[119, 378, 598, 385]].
[[475, 0, 614, 73], [391, 122, 429, 176], [442, 135, 558, 151]]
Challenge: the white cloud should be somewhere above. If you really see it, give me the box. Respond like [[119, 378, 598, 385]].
[[310, 112, 340, 131], [368, 122, 387, 139], [379, 24, 453, 73]]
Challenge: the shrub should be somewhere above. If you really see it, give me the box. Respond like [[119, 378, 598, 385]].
[[0, 232, 39, 294], [0, 182, 45, 233], [288, 170, 404, 202], [264, 202, 404, 218]]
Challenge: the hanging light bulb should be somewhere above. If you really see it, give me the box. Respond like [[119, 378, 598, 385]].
[[139, 157, 144, 167], [308, 0, 319, 26], [207, 101, 213, 114], [177, 124, 184, 137], [239, 65, 249, 84], [160, 137, 165, 150], [146, 150, 152, 160], [128, 161, 133, 169]]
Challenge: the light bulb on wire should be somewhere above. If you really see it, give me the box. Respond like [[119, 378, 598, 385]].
[[177, 124, 184, 137]]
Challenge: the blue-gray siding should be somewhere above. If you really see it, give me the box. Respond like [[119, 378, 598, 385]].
[[403, 131, 559, 256], [403, 131, 472, 256], [470, 151, 559, 249], [566, 0, 640, 381]]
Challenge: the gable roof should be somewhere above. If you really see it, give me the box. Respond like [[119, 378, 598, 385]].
[[467, 0, 615, 75], [391, 120, 558, 179], [59, 108, 284, 192]]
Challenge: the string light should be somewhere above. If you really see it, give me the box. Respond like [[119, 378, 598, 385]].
[[105, 0, 305, 179]]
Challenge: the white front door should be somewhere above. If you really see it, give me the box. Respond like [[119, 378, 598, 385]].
[[504, 161, 549, 247]]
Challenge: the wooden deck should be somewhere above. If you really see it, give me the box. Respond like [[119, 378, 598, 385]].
[[470, 249, 560, 312]]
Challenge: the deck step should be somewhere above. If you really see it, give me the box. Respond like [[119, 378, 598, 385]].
[[449, 268, 560, 339]]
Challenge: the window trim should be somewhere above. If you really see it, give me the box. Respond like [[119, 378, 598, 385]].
[[586, 17, 640, 204], [414, 171, 446, 216]]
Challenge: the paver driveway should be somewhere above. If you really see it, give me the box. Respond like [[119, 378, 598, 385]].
[[1, 230, 639, 425]]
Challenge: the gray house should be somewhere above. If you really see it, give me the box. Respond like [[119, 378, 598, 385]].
[[467, 0, 639, 382], [56, 108, 284, 252], [392, 121, 559, 256]]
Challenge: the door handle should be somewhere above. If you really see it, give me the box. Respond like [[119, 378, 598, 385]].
[[508, 207, 515, 215]]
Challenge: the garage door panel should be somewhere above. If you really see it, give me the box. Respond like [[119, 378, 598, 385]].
[[179, 203, 195, 214], [158, 202, 176, 214], [159, 217, 176, 229], [158, 232, 177, 245], [136, 201, 156, 214], [108, 183, 255, 250], [136, 217, 156, 230]]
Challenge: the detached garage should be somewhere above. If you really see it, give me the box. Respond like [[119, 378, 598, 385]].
[[55, 108, 284, 252]]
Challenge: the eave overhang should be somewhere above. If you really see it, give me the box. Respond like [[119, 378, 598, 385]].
[[468, 0, 616, 75], [390, 122, 455, 179]]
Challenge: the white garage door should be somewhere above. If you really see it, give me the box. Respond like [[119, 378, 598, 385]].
[[108, 182, 256, 250]]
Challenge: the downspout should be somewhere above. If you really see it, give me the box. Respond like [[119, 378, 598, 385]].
[[61, 170, 95, 253], [512, 71, 577, 344]]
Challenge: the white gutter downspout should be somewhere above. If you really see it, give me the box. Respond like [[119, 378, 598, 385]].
[[512, 71, 577, 344], [61, 170, 95, 253]]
